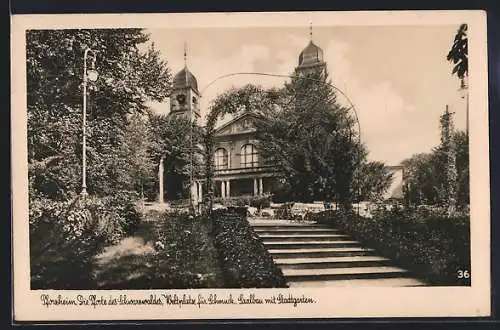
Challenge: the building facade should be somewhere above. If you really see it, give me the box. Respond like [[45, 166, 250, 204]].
[[162, 35, 404, 204]]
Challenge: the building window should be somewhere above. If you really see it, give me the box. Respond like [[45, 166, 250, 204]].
[[241, 144, 259, 168], [215, 148, 228, 170]]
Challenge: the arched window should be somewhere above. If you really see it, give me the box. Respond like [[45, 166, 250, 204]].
[[241, 144, 259, 168], [214, 148, 228, 170]]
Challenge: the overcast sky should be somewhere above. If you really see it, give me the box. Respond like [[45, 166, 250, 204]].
[[145, 25, 467, 166]]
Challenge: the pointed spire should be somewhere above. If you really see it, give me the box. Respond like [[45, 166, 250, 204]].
[[183, 41, 187, 67], [309, 22, 313, 41]]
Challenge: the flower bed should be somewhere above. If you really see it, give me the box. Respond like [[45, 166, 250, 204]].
[[210, 209, 288, 288], [311, 208, 471, 286]]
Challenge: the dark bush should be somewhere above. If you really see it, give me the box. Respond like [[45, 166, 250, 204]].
[[146, 212, 224, 289], [210, 209, 288, 288], [313, 208, 470, 285], [101, 190, 142, 236], [29, 194, 124, 289]]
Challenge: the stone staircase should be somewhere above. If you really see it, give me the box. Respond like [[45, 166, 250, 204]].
[[249, 219, 425, 287]]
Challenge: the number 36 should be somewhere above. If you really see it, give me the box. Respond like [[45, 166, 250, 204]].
[[457, 270, 470, 279]]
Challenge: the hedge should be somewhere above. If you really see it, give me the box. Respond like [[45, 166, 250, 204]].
[[311, 208, 471, 286], [210, 209, 288, 288]]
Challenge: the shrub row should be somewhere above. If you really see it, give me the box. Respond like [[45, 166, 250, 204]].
[[311, 208, 470, 286], [29, 191, 142, 289], [145, 212, 224, 289], [213, 194, 272, 209], [210, 208, 288, 288]]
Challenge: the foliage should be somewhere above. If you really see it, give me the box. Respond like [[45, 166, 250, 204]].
[[210, 209, 288, 288], [311, 209, 470, 285], [354, 161, 394, 202], [401, 130, 468, 208], [29, 194, 129, 289], [255, 69, 365, 209], [27, 29, 172, 199], [447, 23, 468, 81], [439, 109, 458, 214], [145, 212, 223, 288], [203, 75, 369, 212]]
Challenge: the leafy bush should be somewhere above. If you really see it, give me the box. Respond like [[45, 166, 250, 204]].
[[101, 190, 142, 236], [210, 209, 288, 288], [29, 189, 144, 289], [147, 212, 223, 288], [29, 194, 126, 289], [312, 208, 470, 285]]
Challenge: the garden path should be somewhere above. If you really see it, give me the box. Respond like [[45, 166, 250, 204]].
[[92, 214, 159, 289]]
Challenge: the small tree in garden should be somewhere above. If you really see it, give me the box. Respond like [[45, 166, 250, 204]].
[[439, 106, 458, 216]]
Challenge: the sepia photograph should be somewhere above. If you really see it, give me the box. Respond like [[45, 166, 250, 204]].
[[11, 11, 490, 320]]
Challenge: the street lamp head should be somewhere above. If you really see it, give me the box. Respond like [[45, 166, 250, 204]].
[[87, 69, 99, 82]]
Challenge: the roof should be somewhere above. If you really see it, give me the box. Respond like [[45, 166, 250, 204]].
[[214, 111, 264, 135], [173, 67, 198, 93], [298, 40, 324, 67]]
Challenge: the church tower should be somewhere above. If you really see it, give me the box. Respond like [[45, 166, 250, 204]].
[[295, 25, 327, 77], [168, 44, 201, 125]]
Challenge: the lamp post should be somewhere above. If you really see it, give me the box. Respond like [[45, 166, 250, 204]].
[[459, 77, 469, 136], [81, 48, 98, 196]]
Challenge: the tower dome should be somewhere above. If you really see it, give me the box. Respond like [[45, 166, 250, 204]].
[[298, 40, 324, 67], [172, 67, 199, 93]]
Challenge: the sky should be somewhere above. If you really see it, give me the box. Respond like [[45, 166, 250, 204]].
[[145, 25, 467, 166]]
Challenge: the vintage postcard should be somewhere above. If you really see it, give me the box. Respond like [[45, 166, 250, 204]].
[[11, 10, 490, 321]]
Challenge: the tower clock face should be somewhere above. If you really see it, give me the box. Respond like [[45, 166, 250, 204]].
[[176, 94, 186, 105]]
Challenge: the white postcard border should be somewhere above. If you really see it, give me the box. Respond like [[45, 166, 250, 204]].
[[11, 10, 491, 321]]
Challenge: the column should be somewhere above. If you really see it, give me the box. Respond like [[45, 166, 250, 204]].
[[158, 157, 164, 203], [253, 178, 258, 196], [221, 181, 226, 198], [227, 149, 231, 168], [191, 181, 198, 204], [226, 180, 230, 197], [259, 178, 263, 195]]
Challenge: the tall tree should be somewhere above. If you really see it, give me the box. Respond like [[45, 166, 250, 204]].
[[27, 29, 172, 200], [256, 69, 364, 209], [354, 162, 394, 202], [447, 23, 468, 82]]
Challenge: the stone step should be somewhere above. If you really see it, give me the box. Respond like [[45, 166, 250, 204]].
[[248, 220, 329, 229], [287, 277, 426, 287], [258, 234, 349, 241], [251, 226, 332, 232], [263, 241, 360, 249], [269, 247, 375, 258], [253, 228, 340, 234], [274, 255, 392, 269], [282, 266, 409, 281]]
